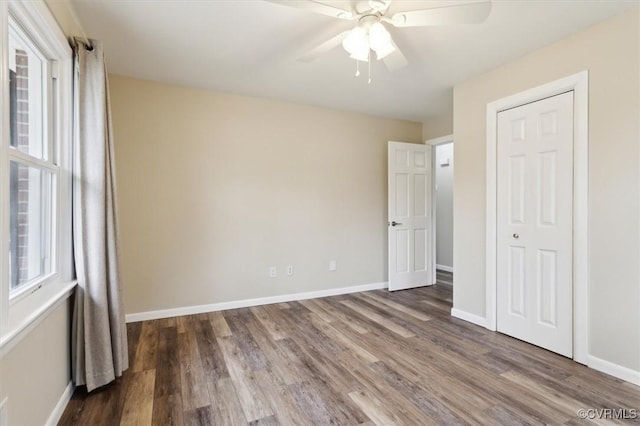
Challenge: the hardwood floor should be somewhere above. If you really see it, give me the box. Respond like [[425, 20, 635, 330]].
[[435, 269, 453, 286], [59, 280, 640, 425]]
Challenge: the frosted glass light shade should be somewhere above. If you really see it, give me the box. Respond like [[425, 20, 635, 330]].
[[373, 41, 395, 59], [343, 26, 369, 62], [342, 22, 395, 62], [369, 22, 395, 59]]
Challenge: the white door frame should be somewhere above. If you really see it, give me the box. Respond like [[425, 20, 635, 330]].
[[425, 134, 454, 285], [485, 71, 589, 364]]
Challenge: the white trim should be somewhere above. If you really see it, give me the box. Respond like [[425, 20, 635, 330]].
[[0, 0, 9, 337], [0, 280, 75, 356], [7, 1, 70, 60], [45, 381, 74, 426], [425, 134, 454, 287], [587, 356, 640, 386], [425, 134, 454, 147], [436, 264, 453, 273], [451, 308, 486, 328], [126, 281, 389, 323], [485, 71, 589, 364]]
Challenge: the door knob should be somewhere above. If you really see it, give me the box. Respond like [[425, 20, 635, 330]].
[[390, 221, 403, 227], [513, 233, 519, 239]]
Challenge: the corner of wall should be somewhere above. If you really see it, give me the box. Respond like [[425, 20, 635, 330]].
[[44, 0, 84, 37], [422, 113, 454, 141]]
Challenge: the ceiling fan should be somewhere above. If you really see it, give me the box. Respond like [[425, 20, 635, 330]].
[[266, 0, 492, 79]]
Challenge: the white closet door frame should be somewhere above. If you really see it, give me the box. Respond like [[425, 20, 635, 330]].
[[485, 71, 589, 364]]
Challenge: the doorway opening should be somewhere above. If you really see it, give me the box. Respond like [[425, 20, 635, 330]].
[[426, 135, 454, 288]]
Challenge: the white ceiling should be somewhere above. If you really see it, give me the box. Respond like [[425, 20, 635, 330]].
[[72, 0, 636, 122]]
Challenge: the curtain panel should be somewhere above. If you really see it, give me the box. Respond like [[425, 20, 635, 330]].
[[71, 38, 128, 392]]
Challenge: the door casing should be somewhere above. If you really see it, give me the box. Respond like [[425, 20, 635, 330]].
[[485, 71, 589, 364]]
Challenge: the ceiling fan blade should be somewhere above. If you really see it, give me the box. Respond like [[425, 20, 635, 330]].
[[264, 0, 355, 20], [386, 1, 491, 28], [298, 31, 350, 62], [382, 41, 408, 71]]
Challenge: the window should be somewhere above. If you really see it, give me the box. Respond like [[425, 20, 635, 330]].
[[7, 19, 56, 298], [1, 0, 73, 332]]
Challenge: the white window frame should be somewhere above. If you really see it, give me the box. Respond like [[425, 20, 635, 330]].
[[7, 17, 57, 302], [0, 0, 75, 355]]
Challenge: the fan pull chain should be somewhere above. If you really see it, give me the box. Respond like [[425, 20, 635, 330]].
[[355, 60, 360, 77], [368, 51, 372, 84]]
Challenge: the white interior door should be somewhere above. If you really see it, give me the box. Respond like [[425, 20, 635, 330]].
[[388, 141, 432, 291], [496, 91, 574, 357]]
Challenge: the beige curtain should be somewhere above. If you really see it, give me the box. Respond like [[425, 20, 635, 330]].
[[71, 38, 128, 392]]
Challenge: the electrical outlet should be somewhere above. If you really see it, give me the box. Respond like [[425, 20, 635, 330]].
[[269, 266, 277, 278], [287, 265, 294, 276], [329, 260, 337, 271]]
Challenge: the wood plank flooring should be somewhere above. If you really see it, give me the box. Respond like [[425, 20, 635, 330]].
[[59, 277, 640, 425]]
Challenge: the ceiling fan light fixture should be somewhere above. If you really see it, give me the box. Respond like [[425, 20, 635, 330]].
[[349, 52, 369, 62], [342, 26, 370, 61], [373, 41, 395, 60], [368, 22, 395, 59]]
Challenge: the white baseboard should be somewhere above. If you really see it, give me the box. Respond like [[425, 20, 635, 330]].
[[588, 355, 640, 386], [45, 380, 74, 426], [126, 282, 389, 323], [451, 307, 486, 328], [436, 264, 453, 273]]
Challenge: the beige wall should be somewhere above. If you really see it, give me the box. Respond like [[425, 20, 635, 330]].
[[453, 8, 639, 371], [108, 75, 422, 315], [0, 300, 72, 425], [423, 113, 453, 141]]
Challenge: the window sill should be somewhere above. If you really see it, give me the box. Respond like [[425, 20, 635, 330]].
[[0, 279, 76, 357]]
